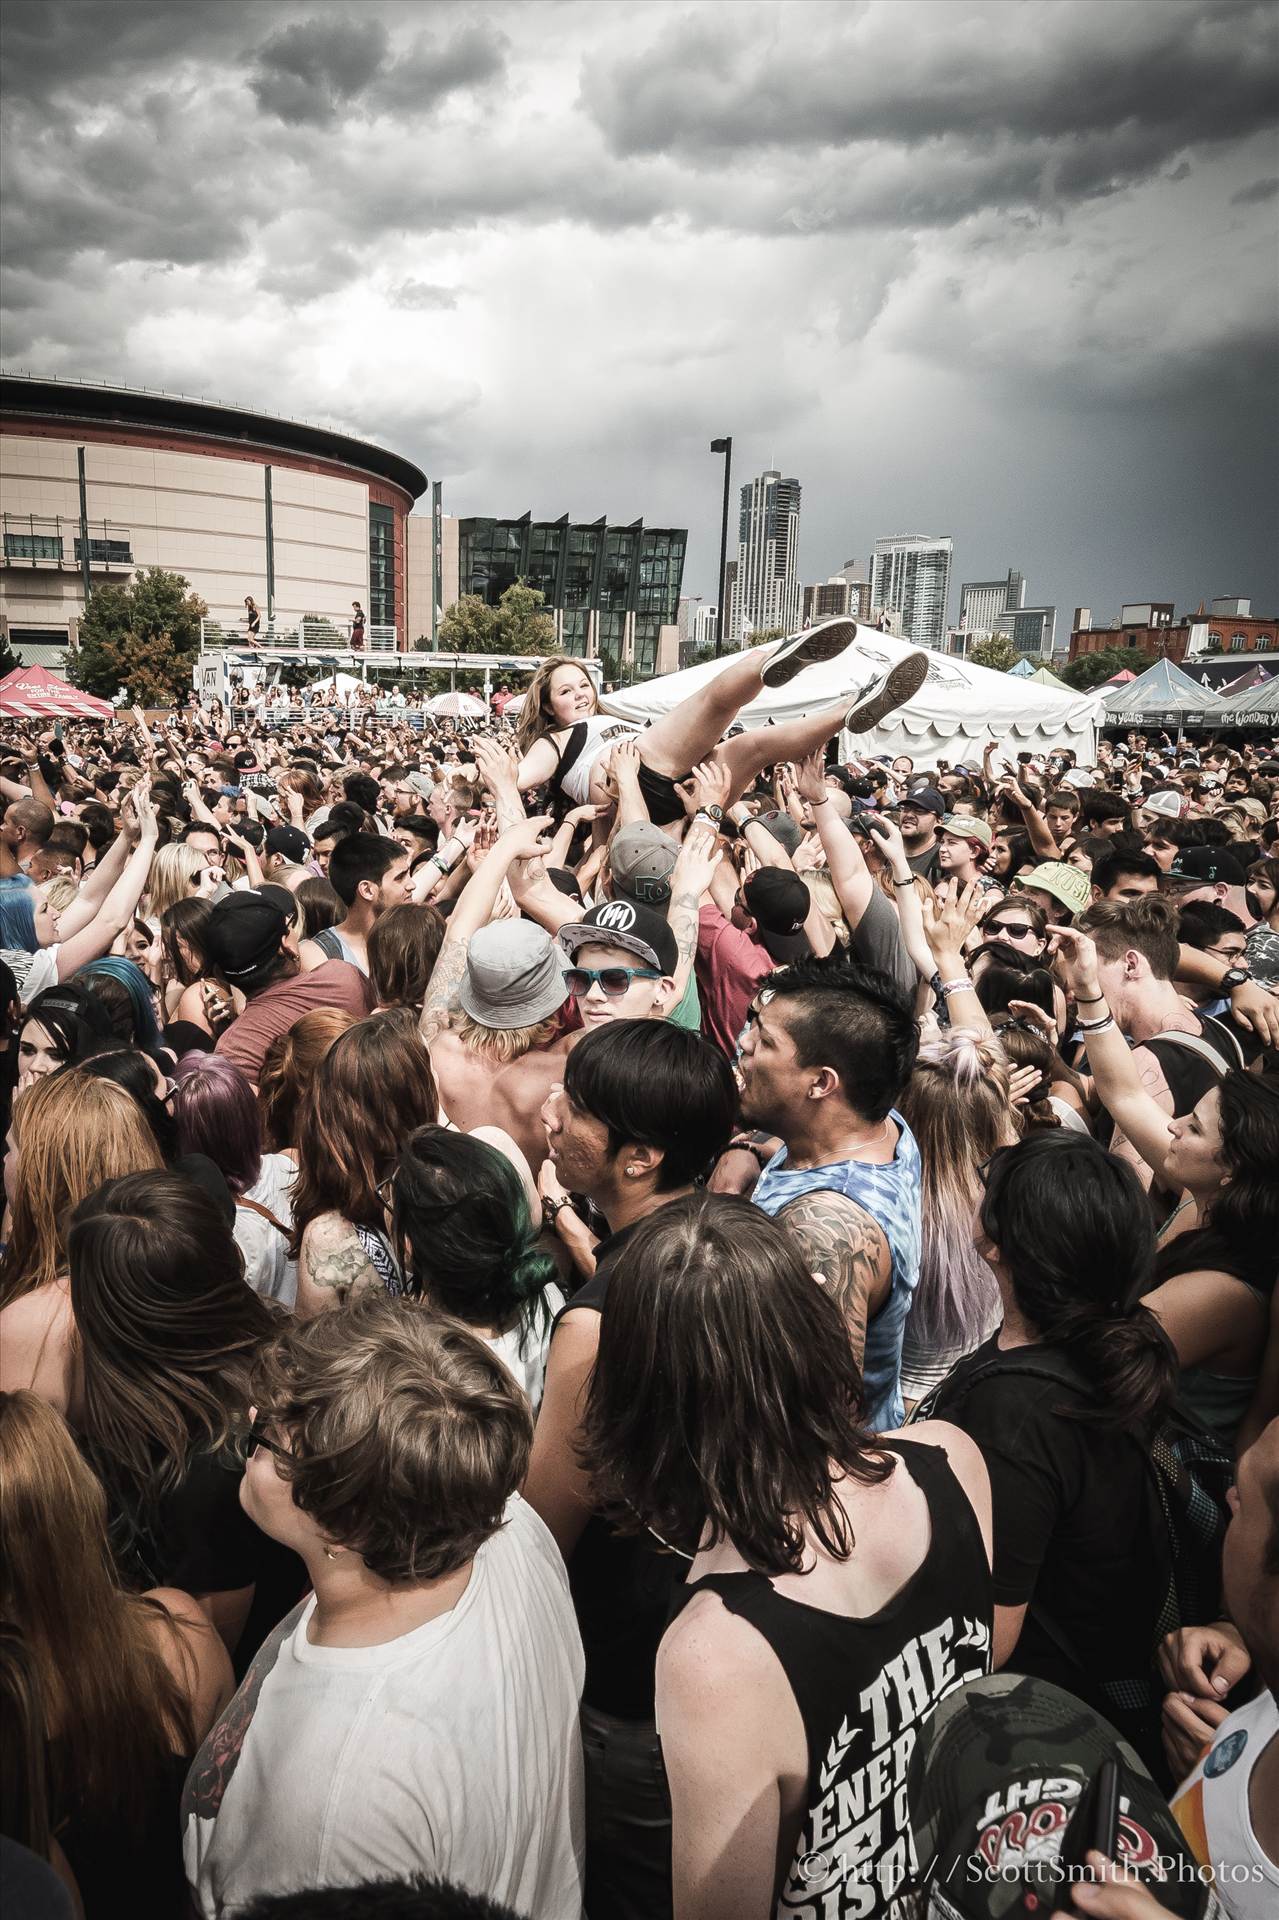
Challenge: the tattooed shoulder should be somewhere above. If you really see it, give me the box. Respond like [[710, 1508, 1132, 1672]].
[[775, 1191, 891, 1369], [299, 1213, 380, 1302]]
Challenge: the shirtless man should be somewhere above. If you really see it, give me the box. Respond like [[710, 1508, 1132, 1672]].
[[420, 815, 573, 1173]]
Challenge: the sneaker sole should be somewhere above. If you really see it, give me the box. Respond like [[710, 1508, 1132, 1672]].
[[761, 618, 860, 689], [844, 651, 929, 731]]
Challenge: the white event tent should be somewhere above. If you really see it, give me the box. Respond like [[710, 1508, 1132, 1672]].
[[601, 628, 1100, 762]]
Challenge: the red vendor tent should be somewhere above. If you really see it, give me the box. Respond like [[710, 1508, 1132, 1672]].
[[0, 664, 115, 720]]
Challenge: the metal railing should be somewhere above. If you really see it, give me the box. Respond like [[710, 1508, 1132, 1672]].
[[200, 617, 400, 652], [1, 513, 133, 570]]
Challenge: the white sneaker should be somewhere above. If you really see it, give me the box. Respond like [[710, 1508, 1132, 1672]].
[[844, 651, 929, 731], [761, 618, 859, 689]]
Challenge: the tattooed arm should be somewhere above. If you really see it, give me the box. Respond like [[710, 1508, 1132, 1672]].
[[776, 1190, 891, 1374], [667, 822, 723, 1004], [295, 1212, 383, 1319], [419, 813, 553, 1043]]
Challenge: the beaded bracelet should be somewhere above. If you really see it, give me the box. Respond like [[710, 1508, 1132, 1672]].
[[939, 977, 972, 996]]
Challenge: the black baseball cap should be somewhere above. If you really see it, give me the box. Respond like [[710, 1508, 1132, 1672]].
[[901, 785, 947, 817], [558, 899, 678, 976], [906, 1674, 1217, 1919], [233, 749, 259, 771], [202, 892, 290, 983], [265, 825, 311, 863], [1173, 846, 1248, 886], [743, 868, 811, 963]]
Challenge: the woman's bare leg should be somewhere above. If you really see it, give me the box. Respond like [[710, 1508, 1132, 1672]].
[[637, 648, 771, 777], [637, 617, 862, 777], [715, 705, 852, 802]]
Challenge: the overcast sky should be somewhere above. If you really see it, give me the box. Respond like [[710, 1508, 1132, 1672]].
[[3, 0, 1277, 628]]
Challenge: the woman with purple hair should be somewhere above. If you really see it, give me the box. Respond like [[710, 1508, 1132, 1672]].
[[171, 1054, 297, 1306]]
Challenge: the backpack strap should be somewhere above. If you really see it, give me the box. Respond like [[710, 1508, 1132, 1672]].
[[311, 925, 345, 961], [545, 720, 590, 815], [1144, 1025, 1240, 1076], [235, 1193, 291, 1238]]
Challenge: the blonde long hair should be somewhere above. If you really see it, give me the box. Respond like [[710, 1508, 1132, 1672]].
[[0, 1072, 163, 1303], [0, 1390, 194, 1831], [898, 1029, 1016, 1351], [146, 842, 207, 919], [514, 656, 597, 754]]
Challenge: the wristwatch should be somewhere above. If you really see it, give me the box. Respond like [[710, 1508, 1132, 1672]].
[[542, 1195, 575, 1225], [696, 803, 725, 825], [1220, 966, 1252, 992]]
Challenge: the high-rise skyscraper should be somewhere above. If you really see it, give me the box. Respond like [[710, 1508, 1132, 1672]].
[[959, 570, 1025, 638], [728, 470, 802, 645], [870, 535, 954, 651]]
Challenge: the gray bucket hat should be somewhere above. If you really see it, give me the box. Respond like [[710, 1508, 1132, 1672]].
[[457, 921, 569, 1030]]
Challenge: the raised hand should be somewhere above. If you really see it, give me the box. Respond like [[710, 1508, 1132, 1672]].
[[670, 821, 723, 900], [793, 750, 829, 807], [920, 878, 984, 960], [1046, 925, 1104, 1001], [676, 757, 731, 817]]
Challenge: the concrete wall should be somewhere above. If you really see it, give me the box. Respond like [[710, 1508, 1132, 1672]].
[[1, 430, 373, 634]]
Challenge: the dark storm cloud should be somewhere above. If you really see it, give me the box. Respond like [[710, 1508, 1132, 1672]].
[[378, 24, 509, 114], [248, 14, 506, 125], [249, 16, 390, 125], [584, 0, 1275, 176]]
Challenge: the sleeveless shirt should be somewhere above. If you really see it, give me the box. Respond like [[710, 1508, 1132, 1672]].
[[669, 1438, 991, 1919], [753, 1114, 923, 1432]]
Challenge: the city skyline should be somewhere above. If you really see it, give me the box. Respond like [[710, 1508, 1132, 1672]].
[[2, 0, 1276, 640]]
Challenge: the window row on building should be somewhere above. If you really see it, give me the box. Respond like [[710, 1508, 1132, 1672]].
[[457, 515, 687, 677]]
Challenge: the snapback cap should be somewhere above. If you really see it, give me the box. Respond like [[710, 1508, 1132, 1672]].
[[558, 898, 678, 976], [609, 823, 678, 905], [907, 1674, 1221, 1920]]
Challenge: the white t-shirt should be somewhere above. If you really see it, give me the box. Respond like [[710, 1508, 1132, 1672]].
[[4, 944, 59, 1006], [233, 1153, 297, 1307], [182, 1493, 584, 1918], [557, 714, 640, 805], [1172, 1688, 1278, 1919], [485, 1284, 567, 1411]]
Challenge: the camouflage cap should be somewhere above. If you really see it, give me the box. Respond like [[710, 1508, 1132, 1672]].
[[905, 1674, 1221, 1920]]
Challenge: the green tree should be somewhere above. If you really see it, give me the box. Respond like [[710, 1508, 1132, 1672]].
[[745, 626, 786, 649], [1058, 645, 1148, 691], [71, 566, 207, 706], [970, 631, 1019, 672], [0, 635, 23, 677], [434, 582, 557, 657]]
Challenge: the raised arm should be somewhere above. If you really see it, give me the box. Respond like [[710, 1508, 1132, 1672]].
[[920, 879, 992, 1034], [794, 751, 873, 925], [999, 770, 1059, 860], [55, 780, 161, 979], [866, 814, 935, 982], [667, 823, 724, 1005], [419, 813, 552, 1040], [1049, 927, 1176, 1183]]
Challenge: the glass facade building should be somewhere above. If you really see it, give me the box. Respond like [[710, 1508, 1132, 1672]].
[[458, 514, 687, 679]]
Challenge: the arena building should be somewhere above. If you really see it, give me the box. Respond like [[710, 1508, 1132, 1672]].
[[0, 375, 428, 662]]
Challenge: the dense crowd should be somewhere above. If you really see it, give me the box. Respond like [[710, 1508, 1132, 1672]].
[[0, 618, 1276, 1920]]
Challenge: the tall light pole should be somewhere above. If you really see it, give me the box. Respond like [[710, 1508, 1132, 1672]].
[[710, 436, 732, 655]]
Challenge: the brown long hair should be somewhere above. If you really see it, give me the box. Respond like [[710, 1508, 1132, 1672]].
[[514, 655, 596, 754], [290, 1009, 439, 1253], [68, 1171, 274, 1501], [0, 1072, 163, 1304], [258, 1007, 358, 1151], [580, 1191, 895, 1573], [0, 1390, 194, 1831], [897, 1030, 1012, 1351]]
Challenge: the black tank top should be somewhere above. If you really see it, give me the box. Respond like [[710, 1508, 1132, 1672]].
[[668, 1438, 992, 1917]]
